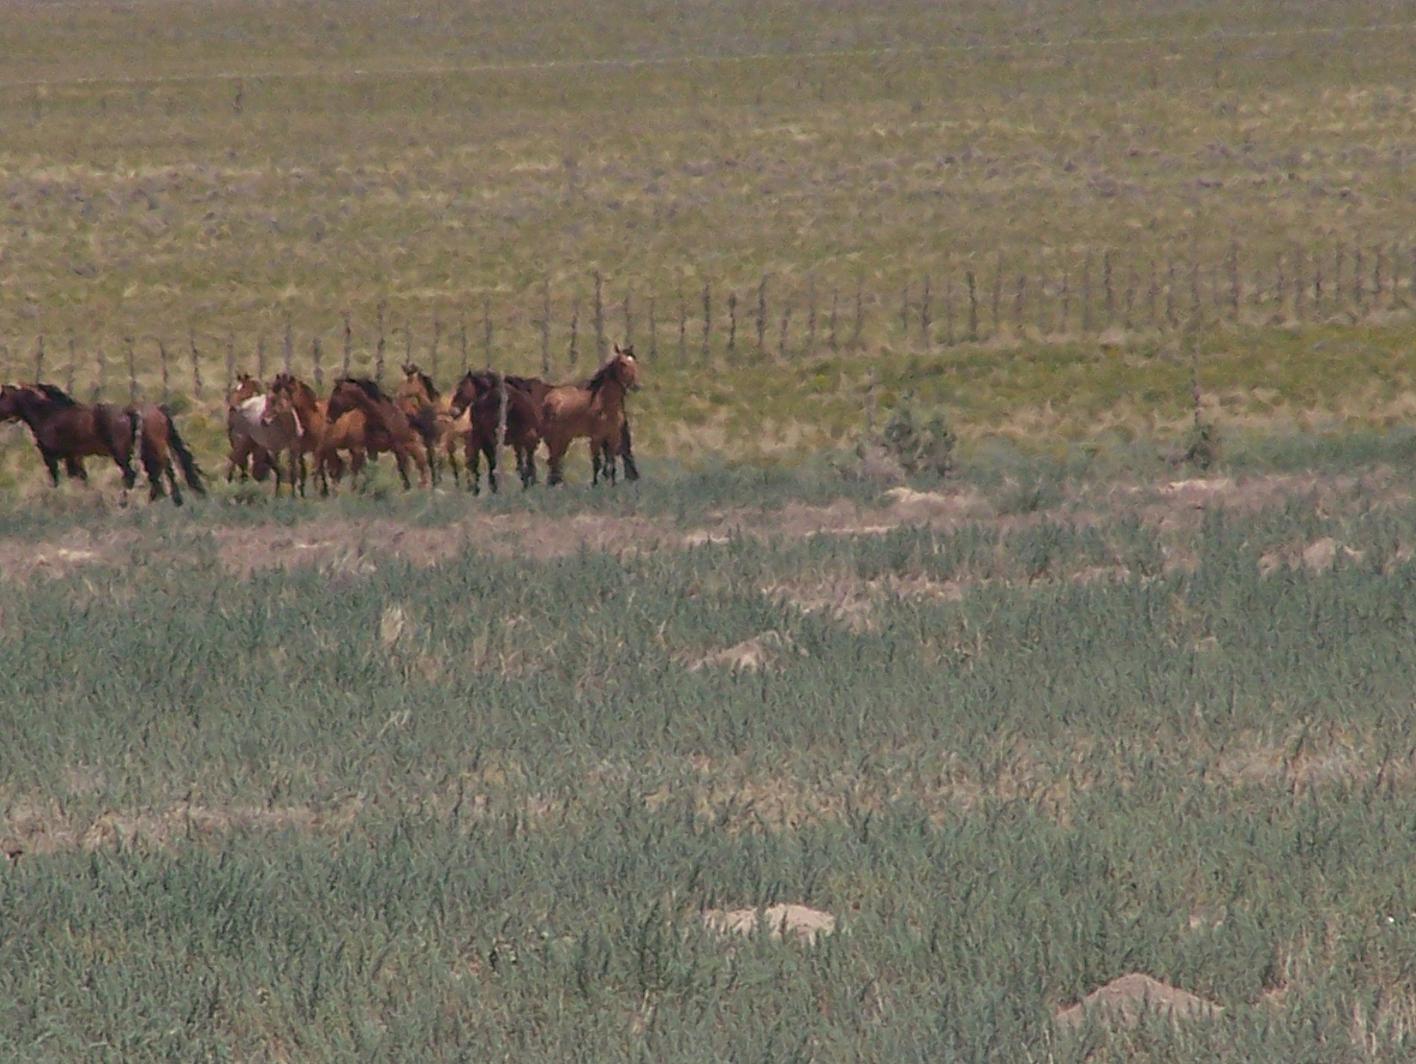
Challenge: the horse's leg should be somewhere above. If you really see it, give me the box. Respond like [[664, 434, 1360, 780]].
[[546, 437, 568, 487], [165, 450, 184, 507], [591, 441, 602, 486], [446, 438, 461, 487], [620, 419, 639, 482], [141, 441, 165, 501], [64, 456, 87, 483], [484, 441, 499, 494], [393, 448, 412, 491]]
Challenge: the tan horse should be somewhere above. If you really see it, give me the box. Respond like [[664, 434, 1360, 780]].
[[226, 373, 273, 483], [540, 346, 641, 486], [396, 364, 468, 486], [448, 371, 542, 493], [324, 378, 430, 490]]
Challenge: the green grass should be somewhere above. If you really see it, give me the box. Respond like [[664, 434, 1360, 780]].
[[4, 462, 1416, 1057]]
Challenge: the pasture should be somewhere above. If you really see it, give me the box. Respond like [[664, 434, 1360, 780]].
[[4, 0, 1416, 1059], [5, 464, 1416, 1058]]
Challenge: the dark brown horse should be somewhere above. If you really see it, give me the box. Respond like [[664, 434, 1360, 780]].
[[325, 377, 429, 490], [266, 373, 329, 497], [0, 384, 203, 504], [539, 346, 641, 486], [448, 371, 541, 493]]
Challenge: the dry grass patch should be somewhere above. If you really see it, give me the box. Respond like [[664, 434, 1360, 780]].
[[1054, 973, 1224, 1030]]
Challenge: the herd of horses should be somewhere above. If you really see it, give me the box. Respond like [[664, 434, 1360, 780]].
[[0, 346, 642, 504]]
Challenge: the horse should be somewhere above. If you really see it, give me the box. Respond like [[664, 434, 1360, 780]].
[[266, 373, 329, 497], [129, 401, 208, 505], [226, 373, 273, 483], [539, 345, 641, 486], [0, 383, 203, 504], [325, 377, 429, 490], [505, 372, 638, 482], [228, 386, 306, 498], [396, 364, 467, 486], [0, 383, 136, 491], [447, 371, 541, 493]]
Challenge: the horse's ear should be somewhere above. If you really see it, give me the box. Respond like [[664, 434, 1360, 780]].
[[613, 343, 623, 356]]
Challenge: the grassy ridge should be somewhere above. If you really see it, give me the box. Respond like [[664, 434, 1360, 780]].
[[4, 468, 1416, 1057]]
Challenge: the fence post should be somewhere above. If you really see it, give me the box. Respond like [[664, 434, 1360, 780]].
[[459, 317, 469, 369], [1313, 250, 1324, 310], [622, 292, 633, 349], [125, 336, 138, 403], [1014, 273, 1028, 333], [1080, 252, 1093, 333], [1334, 244, 1345, 305], [777, 295, 792, 360], [899, 281, 910, 343], [568, 300, 580, 368], [32, 334, 45, 382], [188, 328, 203, 398], [756, 276, 768, 354], [648, 296, 658, 359], [375, 301, 388, 379], [283, 316, 294, 374], [224, 335, 235, 394], [1228, 243, 1240, 318], [989, 255, 1003, 337], [852, 277, 864, 349], [593, 271, 606, 359], [66, 333, 78, 395], [943, 276, 955, 346], [93, 342, 107, 402], [1374, 245, 1385, 306], [1122, 261, 1135, 330], [1292, 248, 1305, 319], [159, 339, 172, 400], [807, 277, 819, 354], [431, 318, 443, 382], [676, 283, 686, 361], [1102, 250, 1115, 323], [312, 336, 324, 390], [539, 278, 551, 376], [341, 311, 353, 377], [919, 274, 931, 349], [966, 270, 979, 341], [481, 296, 492, 369], [727, 291, 738, 355], [829, 287, 840, 351], [1145, 260, 1158, 327], [701, 282, 712, 361]]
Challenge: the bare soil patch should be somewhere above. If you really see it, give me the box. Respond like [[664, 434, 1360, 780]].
[[701, 903, 837, 945], [1054, 973, 1224, 1029]]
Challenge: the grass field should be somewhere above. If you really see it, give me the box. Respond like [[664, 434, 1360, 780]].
[[4, 0, 1416, 1059], [5, 465, 1416, 1058]]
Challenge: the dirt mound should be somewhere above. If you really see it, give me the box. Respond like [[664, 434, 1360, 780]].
[[701, 903, 837, 944], [1054, 972, 1223, 1029], [687, 631, 805, 674], [1258, 536, 1364, 577]]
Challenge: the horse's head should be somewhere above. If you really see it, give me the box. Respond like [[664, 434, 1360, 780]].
[[326, 379, 358, 422], [448, 371, 489, 417], [611, 344, 641, 391], [259, 389, 288, 426], [230, 373, 263, 407], [0, 384, 23, 421]]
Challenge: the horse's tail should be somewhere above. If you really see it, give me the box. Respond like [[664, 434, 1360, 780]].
[[162, 406, 207, 495]]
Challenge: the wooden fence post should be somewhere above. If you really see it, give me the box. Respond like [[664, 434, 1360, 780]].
[[966, 270, 979, 341], [990, 255, 1003, 337], [1228, 243, 1240, 318], [341, 311, 353, 377], [829, 288, 840, 351], [283, 316, 294, 374], [481, 296, 492, 369], [701, 282, 712, 361], [919, 274, 931, 349], [622, 292, 633, 349], [375, 301, 387, 379], [943, 275, 955, 345], [539, 279, 551, 376], [188, 328, 203, 397], [593, 271, 606, 359], [66, 333, 78, 395], [1102, 250, 1115, 323], [158, 339, 171, 400], [756, 276, 768, 354], [568, 300, 580, 368], [777, 295, 792, 359], [727, 291, 738, 355], [851, 277, 864, 349], [125, 336, 138, 403], [93, 342, 107, 401], [1080, 252, 1094, 333], [648, 296, 657, 359], [807, 277, 818, 354], [899, 281, 910, 342], [312, 336, 324, 390], [32, 334, 45, 382], [224, 335, 235, 394], [677, 283, 686, 361], [431, 318, 443, 382]]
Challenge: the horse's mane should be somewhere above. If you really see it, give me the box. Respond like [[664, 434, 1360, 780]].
[[586, 359, 621, 393], [339, 377, 389, 403], [32, 382, 77, 407], [415, 370, 439, 400]]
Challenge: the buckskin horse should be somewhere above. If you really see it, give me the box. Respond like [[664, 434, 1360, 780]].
[[538, 346, 640, 486], [324, 377, 430, 491]]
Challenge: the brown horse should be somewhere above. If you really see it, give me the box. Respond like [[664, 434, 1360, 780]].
[[540, 346, 641, 486], [0, 383, 203, 504], [226, 373, 273, 483], [266, 373, 329, 496], [324, 377, 429, 490], [448, 371, 542, 493], [506, 372, 638, 482], [396, 364, 467, 486]]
